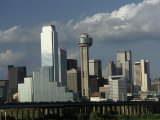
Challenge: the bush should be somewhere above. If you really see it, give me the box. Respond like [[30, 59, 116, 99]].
[[89, 111, 103, 120]]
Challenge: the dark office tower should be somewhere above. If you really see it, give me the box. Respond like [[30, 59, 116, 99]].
[[0, 80, 8, 102], [105, 61, 116, 79], [67, 59, 77, 70], [116, 50, 132, 94], [8, 65, 26, 102]]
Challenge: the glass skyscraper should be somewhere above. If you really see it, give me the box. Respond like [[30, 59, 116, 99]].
[[41, 25, 59, 82]]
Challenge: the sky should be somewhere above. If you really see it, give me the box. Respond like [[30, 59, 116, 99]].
[[0, 0, 160, 80]]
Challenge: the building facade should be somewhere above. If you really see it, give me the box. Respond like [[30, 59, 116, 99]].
[[18, 77, 33, 102], [41, 25, 59, 82], [109, 75, 127, 101], [58, 48, 67, 86], [117, 50, 132, 93], [89, 59, 102, 78], [8, 65, 26, 102], [67, 69, 81, 95], [105, 61, 116, 79], [134, 59, 151, 92], [0, 80, 8, 102]]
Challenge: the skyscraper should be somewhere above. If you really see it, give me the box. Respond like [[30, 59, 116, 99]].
[[58, 48, 67, 86], [78, 33, 93, 98], [67, 69, 81, 95], [89, 59, 102, 78], [117, 50, 132, 93], [41, 25, 59, 82], [8, 65, 26, 102], [134, 59, 150, 92], [18, 25, 74, 102], [105, 61, 116, 79]]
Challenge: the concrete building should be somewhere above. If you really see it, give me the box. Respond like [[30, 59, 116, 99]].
[[134, 59, 151, 92], [105, 61, 116, 79], [8, 65, 26, 102], [117, 50, 132, 93], [109, 75, 127, 101], [58, 48, 67, 86], [78, 33, 92, 98], [67, 69, 81, 95], [151, 79, 160, 92], [99, 85, 110, 99], [18, 77, 33, 102], [0, 80, 8, 102], [67, 59, 77, 70], [89, 59, 102, 78], [41, 25, 59, 82]]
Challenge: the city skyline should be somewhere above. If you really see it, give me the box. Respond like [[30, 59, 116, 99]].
[[0, 0, 160, 80]]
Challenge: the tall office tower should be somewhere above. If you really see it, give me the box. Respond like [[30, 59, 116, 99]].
[[117, 50, 132, 93], [41, 25, 59, 82], [89, 59, 102, 78], [105, 61, 116, 79], [78, 33, 93, 98], [58, 48, 67, 86], [18, 25, 74, 102], [8, 65, 26, 102], [67, 59, 77, 70], [134, 59, 151, 92], [67, 69, 81, 95], [109, 75, 127, 101]]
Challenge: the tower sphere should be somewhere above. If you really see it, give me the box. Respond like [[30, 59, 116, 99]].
[[78, 33, 92, 47]]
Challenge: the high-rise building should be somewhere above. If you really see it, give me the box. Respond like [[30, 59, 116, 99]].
[[8, 65, 26, 102], [18, 25, 74, 102], [67, 59, 77, 70], [58, 48, 67, 86], [117, 50, 132, 93], [89, 59, 102, 78], [78, 33, 93, 98], [41, 25, 59, 82], [105, 61, 116, 79], [109, 75, 127, 101], [134, 59, 151, 92], [67, 69, 81, 95]]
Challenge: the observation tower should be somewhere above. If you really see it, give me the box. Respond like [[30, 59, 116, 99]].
[[78, 33, 93, 98]]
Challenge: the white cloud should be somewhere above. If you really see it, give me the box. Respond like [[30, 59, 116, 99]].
[[0, 25, 40, 43], [0, 50, 25, 65], [1, 0, 160, 46], [72, 0, 160, 43]]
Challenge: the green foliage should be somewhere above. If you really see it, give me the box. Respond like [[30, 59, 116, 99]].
[[89, 111, 103, 120], [77, 113, 89, 120]]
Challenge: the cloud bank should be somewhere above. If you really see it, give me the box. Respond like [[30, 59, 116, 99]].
[[0, 0, 160, 79]]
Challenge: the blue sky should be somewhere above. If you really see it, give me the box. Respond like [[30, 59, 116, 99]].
[[0, 0, 143, 29], [0, 0, 160, 80]]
